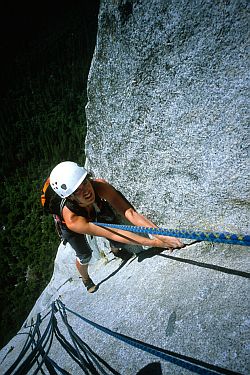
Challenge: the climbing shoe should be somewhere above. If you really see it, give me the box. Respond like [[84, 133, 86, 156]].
[[82, 278, 98, 293]]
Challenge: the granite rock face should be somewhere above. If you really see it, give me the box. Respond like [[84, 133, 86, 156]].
[[0, 1, 249, 374], [85, 0, 249, 234]]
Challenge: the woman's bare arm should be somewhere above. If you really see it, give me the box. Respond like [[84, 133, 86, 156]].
[[94, 180, 183, 249], [62, 205, 163, 247]]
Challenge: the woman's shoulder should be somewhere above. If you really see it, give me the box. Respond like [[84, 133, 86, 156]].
[[64, 199, 88, 218], [92, 178, 110, 195], [92, 177, 108, 185], [92, 178, 120, 203]]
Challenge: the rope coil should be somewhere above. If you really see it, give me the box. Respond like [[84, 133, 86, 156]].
[[2, 301, 243, 375], [57, 300, 240, 375]]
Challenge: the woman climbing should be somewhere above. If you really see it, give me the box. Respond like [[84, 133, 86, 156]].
[[49, 161, 184, 293]]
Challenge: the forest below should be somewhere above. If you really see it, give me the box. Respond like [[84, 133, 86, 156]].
[[0, 1, 99, 348]]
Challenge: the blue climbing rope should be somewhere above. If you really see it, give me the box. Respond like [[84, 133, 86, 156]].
[[2, 300, 242, 375], [94, 223, 250, 246], [57, 300, 239, 375]]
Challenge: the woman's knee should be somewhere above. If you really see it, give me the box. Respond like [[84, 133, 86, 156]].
[[76, 254, 92, 265]]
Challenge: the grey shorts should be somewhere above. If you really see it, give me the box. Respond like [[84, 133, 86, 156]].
[[61, 227, 92, 265], [61, 226, 150, 264]]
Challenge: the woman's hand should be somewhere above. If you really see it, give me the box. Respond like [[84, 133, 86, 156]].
[[152, 235, 184, 251]]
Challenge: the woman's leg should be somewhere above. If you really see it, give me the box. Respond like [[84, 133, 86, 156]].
[[75, 259, 90, 281], [109, 240, 133, 260], [61, 227, 97, 292], [75, 258, 97, 293]]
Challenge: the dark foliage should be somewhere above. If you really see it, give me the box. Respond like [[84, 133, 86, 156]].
[[0, 1, 99, 348]]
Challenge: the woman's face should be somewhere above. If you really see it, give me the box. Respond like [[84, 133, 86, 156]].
[[71, 179, 95, 206]]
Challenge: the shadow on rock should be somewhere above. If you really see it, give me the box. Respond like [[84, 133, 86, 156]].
[[136, 362, 162, 374], [97, 255, 132, 287], [136, 241, 199, 263], [136, 247, 165, 262]]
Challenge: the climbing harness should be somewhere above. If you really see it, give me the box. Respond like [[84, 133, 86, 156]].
[[2, 299, 242, 375], [94, 223, 250, 246]]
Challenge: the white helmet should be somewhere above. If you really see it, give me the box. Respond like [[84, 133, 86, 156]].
[[50, 161, 88, 198]]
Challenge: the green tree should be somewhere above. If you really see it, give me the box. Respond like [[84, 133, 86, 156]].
[[0, 1, 99, 348]]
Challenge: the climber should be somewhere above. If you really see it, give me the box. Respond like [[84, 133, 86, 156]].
[[49, 161, 184, 293]]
